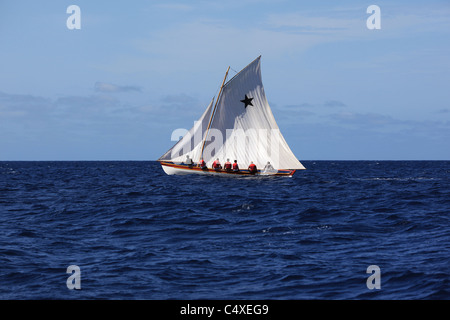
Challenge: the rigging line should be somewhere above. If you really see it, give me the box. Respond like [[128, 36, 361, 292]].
[[213, 82, 221, 98], [213, 68, 235, 95], [225, 55, 261, 87]]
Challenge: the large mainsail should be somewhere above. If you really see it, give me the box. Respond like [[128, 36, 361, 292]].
[[159, 56, 305, 171], [201, 56, 305, 170]]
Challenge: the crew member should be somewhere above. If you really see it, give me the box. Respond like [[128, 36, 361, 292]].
[[199, 158, 207, 170], [248, 161, 257, 174], [212, 158, 222, 171], [224, 159, 232, 172], [264, 161, 274, 171], [232, 160, 239, 172], [185, 155, 193, 168]]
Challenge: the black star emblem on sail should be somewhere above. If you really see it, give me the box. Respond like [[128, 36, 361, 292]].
[[240, 94, 254, 108]]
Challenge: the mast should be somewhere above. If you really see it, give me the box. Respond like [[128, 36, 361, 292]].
[[199, 66, 230, 161]]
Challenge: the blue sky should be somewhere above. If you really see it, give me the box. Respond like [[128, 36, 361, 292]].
[[1, 0, 449, 160]]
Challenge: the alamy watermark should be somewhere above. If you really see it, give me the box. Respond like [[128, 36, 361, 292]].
[[169, 126, 284, 167], [66, 5, 81, 30], [65, 5, 380, 31], [366, 265, 381, 290], [367, 5, 381, 30], [63, 264, 380, 292], [66, 265, 81, 290]]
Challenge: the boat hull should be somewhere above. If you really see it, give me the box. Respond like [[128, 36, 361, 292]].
[[158, 161, 297, 177]]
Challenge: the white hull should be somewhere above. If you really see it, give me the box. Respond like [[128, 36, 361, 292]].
[[161, 164, 209, 175], [159, 161, 297, 177]]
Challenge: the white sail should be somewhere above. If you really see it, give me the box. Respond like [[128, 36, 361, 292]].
[[201, 56, 305, 170], [159, 98, 214, 164]]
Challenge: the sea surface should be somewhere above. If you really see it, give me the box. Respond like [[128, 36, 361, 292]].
[[0, 161, 449, 300]]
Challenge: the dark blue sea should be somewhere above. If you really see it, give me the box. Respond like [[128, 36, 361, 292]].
[[1, 161, 449, 300]]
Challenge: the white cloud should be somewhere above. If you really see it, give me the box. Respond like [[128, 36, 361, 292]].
[[94, 82, 142, 93], [0, 91, 52, 117], [324, 100, 347, 108]]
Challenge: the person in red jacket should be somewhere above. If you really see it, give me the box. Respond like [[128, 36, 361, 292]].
[[224, 158, 232, 172], [232, 160, 239, 172], [248, 161, 257, 174], [212, 158, 222, 171], [198, 158, 207, 170]]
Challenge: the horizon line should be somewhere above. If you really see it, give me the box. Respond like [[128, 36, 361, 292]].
[[0, 159, 448, 162]]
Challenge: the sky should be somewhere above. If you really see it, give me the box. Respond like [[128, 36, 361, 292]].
[[0, 0, 449, 160]]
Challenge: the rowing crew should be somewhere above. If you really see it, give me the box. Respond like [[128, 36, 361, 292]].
[[186, 156, 269, 174]]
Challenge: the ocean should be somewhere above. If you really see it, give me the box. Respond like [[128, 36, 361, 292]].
[[0, 160, 449, 300]]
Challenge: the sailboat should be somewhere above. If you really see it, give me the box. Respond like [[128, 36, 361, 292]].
[[158, 56, 305, 176]]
